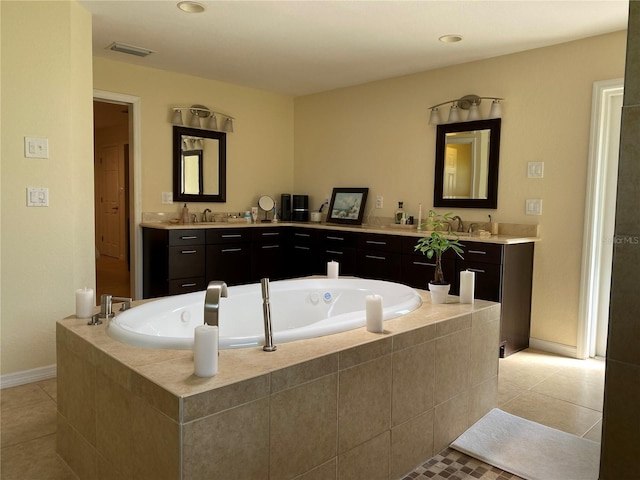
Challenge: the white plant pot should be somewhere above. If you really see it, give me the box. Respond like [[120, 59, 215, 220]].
[[429, 283, 450, 304]]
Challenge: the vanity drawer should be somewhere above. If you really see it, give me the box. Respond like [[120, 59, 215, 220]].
[[168, 277, 206, 295], [168, 245, 205, 278], [456, 260, 501, 302], [206, 228, 251, 244], [320, 230, 356, 248], [358, 233, 403, 252], [460, 242, 503, 264], [291, 228, 318, 245], [168, 229, 206, 246], [253, 228, 284, 242], [356, 250, 402, 282]]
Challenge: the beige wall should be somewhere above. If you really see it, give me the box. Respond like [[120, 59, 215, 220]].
[[294, 31, 627, 349], [1, 1, 95, 374], [92, 58, 295, 214]]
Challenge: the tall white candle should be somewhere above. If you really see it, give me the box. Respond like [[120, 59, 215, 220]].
[[327, 261, 339, 279], [460, 270, 475, 304], [75, 287, 94, 318], [366, 294, 384, 333], [194, 325, 219, 377]]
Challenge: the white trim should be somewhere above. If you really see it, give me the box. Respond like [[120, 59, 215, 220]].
[[0, 365, 57, 389], [93, 90, 143, 300], [577, 78, 624, 359], [529, 338, 578, 359]]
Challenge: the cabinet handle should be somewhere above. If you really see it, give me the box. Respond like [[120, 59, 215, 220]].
[[221, 248, 242, 253], [262, 232, 279, 237], [413, 261, 436, 267], [326, 250, 343, 255], [366, 240, 386, 245], [181, 283, 197, 288], [468, 250, 487, 255], [221, 234, 242, 238], [180, 235, 198, 240], [366, 255, 386, 260], [262, 245, 279, 249], [467, 268, 486, 274], [180, 250, 197, 254], [295, 246, 310, 251], [295, 233, 311, 238], [326, 236, 344, 241]]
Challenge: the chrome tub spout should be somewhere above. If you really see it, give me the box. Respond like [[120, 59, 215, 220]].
[[261, 278, 277, 352], [204, 281, 228, 327]]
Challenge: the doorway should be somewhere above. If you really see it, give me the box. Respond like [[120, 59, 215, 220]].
[[578, 78, 624, 359], [94, 100, 131, 298]]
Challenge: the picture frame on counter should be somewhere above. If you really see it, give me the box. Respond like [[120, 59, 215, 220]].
[[326, 187, 369, 225]]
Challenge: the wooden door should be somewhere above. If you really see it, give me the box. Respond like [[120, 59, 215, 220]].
[[97, 145, 121, 258]]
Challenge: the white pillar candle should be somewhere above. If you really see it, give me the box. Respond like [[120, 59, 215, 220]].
[[75, 287, 95, 318], [366, 294, 384, 333], [460, 270, 475, 304], [194, 325, 219, 377], [327, 261, 339, 279]]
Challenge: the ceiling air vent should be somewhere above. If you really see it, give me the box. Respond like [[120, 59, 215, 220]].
[[107, 42, 154, 58]]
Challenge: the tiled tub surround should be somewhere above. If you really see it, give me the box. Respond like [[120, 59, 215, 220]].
[[56, 290, 500, 480]]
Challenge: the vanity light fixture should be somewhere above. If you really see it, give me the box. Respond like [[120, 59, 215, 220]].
[[428, 94, 504, 125], [171, 105, 235, 133]]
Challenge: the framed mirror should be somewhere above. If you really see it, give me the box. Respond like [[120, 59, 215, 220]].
[[173, 125, 226, 202], [433, 118, 501, 209]]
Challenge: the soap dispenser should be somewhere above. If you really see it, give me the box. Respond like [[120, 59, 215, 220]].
[[181, 203, 190, 224], [395, 202, 406, 224]]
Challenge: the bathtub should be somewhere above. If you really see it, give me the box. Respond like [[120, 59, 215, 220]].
[[107, 278, 422, 350]]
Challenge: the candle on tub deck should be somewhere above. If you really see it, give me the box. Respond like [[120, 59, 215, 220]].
[[327, 260, 339, 279], [194, 325, 219, 377], [460, 270, 475, 304], [366, 294, 384, 333], [75, 287, 94, 318]]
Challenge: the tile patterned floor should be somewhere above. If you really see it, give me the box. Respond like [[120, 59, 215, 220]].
[[0, 349, 603, 479]]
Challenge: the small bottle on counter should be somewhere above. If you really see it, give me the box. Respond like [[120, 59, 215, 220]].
[[181, 203, 190, 224], [395, 202, 406, 224]]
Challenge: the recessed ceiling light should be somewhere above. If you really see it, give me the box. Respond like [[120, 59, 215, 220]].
[[439, 34, 463, 43], [177, 1, 205, 13]]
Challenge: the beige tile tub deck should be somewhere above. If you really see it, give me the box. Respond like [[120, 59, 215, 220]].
[[56, 290, 501, 479]]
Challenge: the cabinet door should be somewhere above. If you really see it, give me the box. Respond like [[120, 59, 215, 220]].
[[206, 244, 252, 286], [401, 256, 456, 290], [455, 260, 501, 301], [289, 229, 319, 277]]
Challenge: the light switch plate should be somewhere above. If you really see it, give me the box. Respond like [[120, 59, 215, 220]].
[[525, 199, 542, 215], [24, 137, 49, 159], [161, 192, 173, 204], [527, 161, 544, 178], [27, 187, 49, 207]]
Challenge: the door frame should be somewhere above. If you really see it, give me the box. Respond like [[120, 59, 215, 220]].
[[94, 89, 143, 299], [577, 78, 624, 359]]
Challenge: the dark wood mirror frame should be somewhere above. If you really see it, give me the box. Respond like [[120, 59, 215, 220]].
[[173, 125, 227, 203], [433, 118, 501, 209]]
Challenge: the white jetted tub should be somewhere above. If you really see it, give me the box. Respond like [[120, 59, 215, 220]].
[[107, 278, 422, 349]]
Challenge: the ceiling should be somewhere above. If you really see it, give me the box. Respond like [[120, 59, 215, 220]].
[[81, 0, 629, 97]]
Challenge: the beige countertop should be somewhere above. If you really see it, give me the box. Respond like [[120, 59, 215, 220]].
[[140, 220, 540, 245]]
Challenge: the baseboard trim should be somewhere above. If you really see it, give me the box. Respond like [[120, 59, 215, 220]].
[[529, 338, 578, 358], [0, 364, 57, 389]]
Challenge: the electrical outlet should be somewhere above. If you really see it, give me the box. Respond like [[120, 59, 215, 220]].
[[375, 195, 384, 209]]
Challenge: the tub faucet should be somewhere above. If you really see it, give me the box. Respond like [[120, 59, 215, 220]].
[[88, 294, 132, 326], [204, 281, 228, 327], [261, 278, 277, 352]]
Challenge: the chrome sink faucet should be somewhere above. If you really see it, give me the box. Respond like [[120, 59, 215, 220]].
[[88, 294, 132, 326], [204, 281, 228, 327], [451, 215, 464, 232]]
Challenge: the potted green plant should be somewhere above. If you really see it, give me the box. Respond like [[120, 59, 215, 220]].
[[415, 210, 464, 303]]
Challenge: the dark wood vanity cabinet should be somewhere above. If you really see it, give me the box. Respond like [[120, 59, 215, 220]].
[[142, 225, 534, 356], [143, 229, 207, 298]]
